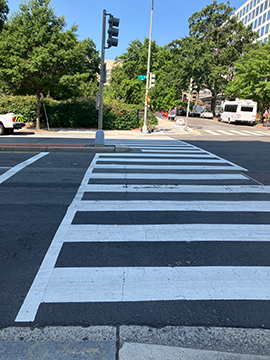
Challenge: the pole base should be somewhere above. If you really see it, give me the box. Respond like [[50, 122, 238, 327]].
[[142, 124, 148, 134], [95, 130, 105, 145]]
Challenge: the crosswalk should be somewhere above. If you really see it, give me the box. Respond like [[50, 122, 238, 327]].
[[15, 140, 270, 323], [204, 129, 270, 136]]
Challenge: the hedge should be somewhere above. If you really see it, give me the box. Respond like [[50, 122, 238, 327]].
[[0, 95, 158, 130]]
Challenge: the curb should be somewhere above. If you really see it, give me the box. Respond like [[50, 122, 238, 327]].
[[0, 145, 130, 153]]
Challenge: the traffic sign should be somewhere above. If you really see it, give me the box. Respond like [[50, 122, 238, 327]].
[[138, 75, 147, 80]]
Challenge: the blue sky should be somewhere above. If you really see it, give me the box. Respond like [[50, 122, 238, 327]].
[[7, 0, 246, 60]]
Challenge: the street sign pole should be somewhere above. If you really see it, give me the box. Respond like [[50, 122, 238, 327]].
[[142, 0, 154, 134]]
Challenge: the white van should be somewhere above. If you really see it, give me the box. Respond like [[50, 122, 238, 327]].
[[219, 99, 257, 124]]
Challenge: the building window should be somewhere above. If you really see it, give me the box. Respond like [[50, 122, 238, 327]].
[[250, 0, 253, 9], [254, 18, 258, 27], [247, 3, 250, 12], [261, 25, 265, 35], [268, 10, 270, 19], [265, 23, 269, 33], [240, 9, 242, 17], [252, 9, 255, 18], [263, 13, 267, 22], [243, 7, 246, 15], [258, 29, 261, 36], [254, 0, 256, 5], [265, 0, 268, 9], [258, 15, 262, 25], [260, 3, 264, 12], [256, 6, 259, 15], [264, 37, 268, 41]]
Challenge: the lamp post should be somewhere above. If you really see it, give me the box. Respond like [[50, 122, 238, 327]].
[[142, 0, 154, 134]]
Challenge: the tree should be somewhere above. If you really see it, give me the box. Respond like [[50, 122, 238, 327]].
[[170, 1, 257, 114], [0, 0, 9, 31], [0, 0, 100, 129], [109, 38, 176, 109], [225, 42, 270, 121]]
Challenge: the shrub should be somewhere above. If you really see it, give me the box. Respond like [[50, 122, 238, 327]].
[[0, 95, 158, 130]]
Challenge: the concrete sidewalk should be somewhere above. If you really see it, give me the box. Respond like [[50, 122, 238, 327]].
[[0, 326, 269, 359]]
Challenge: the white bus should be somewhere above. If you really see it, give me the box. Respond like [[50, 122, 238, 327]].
[[219, 99, 257, 124]]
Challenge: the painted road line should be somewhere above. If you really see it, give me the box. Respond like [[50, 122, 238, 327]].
[[97, 158, 227, 163], [94, 164, 245, 171], [229, 130, 250, 136], [88, 173, 248, 180], [73, 200, 270, 212], [204, 130, 220, 135], [15, 154, 100, 323], [99, 153, 216, 158], [127, 146, 197, 149], [216, 130, 235, 136], [252, 130, 270, 136], [82, 184, 270, 193], [42, 266, 270, 302], [141, 149, 204, 153], [241, 130, 262, 136], [0, 153, 48, 185], [0, 167, 11, 169], [65, 224, 270, 242]]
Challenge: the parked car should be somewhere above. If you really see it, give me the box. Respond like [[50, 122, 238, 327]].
[[190, 105, 206, 117], [200, 110, 213, 119], [0, 113, 25, 135]]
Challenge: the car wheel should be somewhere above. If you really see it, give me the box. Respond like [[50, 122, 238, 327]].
[[0, 124, 5, 135]]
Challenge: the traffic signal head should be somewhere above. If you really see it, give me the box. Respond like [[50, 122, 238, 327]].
[[190, 78, 198, 92], [190, 78, 195, 92], [182, 93, 187, 102], [107, 15, 120, 48], [149, 73, 156, 89]]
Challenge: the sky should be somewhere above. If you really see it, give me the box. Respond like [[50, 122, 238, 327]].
[[7, 0, 247, 60]]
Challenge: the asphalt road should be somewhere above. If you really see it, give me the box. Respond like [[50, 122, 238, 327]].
[[0, 136, 270, 330]]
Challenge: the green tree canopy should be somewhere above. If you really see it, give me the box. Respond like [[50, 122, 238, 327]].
[[109, 38, 176, 110], [0, 0, 100, 129], [0, 0, 9, 31], [170, 0, 257, 113], [225, 42, 270, 120]]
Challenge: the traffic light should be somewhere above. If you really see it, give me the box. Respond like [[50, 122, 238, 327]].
[[149, 73, 156, 89], [107, 15, 120, 48], [190, 78, 198, 92], [182, 93, 187, 102]]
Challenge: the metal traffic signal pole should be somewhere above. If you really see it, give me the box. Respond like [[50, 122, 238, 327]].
[[142, 0, 154, 134], [95, 10, 106, 145], [95, 10, 119, 145]]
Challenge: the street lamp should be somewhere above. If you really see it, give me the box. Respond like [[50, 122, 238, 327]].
[[142, 0, 154, 134]]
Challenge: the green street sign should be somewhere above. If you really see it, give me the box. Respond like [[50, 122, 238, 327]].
[[138, 75, 147, 80]]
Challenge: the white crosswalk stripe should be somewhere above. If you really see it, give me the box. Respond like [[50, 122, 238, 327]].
[[15, 140, 270, 323], [205, 128, 270, 137]]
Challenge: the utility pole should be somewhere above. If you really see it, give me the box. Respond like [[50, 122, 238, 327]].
[[142, 0, 154, 134]]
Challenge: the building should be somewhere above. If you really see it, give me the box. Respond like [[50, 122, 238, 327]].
[[234, 0, 270, 43], [104, 60, 115, 85]]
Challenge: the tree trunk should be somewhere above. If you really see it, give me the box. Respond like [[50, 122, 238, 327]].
[[36, 91, 41, 130], [211, 94, 217, 116]]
